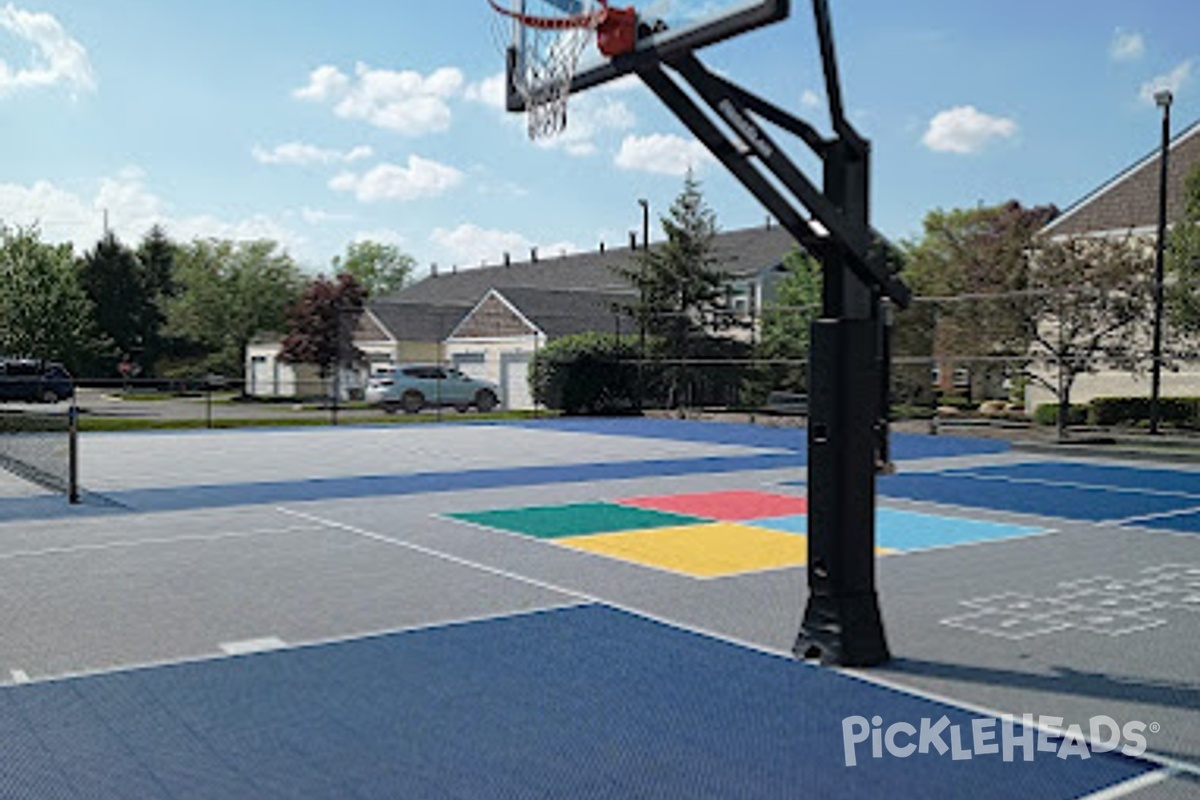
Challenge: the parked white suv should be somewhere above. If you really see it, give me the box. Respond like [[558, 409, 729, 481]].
[[365, 364, 500, 414]]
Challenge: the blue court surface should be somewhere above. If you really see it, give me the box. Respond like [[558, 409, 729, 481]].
[[0, 606, 1152, 799], [0, 419, 1196, 798], [881, 461, 1200, 531]]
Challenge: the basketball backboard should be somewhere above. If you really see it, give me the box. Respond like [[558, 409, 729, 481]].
[[502, 0, 790, 113]]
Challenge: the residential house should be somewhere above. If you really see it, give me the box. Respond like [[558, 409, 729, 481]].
[[1025, 118, 1200, 409], [244, 223, 800, 408]]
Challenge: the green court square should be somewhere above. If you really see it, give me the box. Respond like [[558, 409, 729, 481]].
[[450, 502, 704, 540]]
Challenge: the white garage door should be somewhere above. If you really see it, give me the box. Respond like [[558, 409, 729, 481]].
[[501, 354, 533, 411]]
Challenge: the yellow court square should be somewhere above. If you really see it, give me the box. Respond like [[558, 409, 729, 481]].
[[559, 522, 810, 578]]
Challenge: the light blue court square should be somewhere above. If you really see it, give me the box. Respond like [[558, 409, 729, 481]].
[[876, 509, 1044, 551], [752, 510, 1045, 552], [752, 514, 808, 535]]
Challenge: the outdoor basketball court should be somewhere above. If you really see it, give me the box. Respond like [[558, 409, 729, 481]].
[[0, 417, 1195, 797]]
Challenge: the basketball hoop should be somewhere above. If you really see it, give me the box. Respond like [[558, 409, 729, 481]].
[[489, 0, 638, 140]]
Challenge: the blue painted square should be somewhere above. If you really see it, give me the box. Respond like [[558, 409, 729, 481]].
[[875, 508, 1044, 551], [751, 513, 808, 534], [752, 510, 1044, 552]]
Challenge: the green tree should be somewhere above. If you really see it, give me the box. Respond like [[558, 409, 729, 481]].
[[902, 201, 1058, 400], [0, 225, 104, 371], [279, 272, 368, 381], [135, 225, 179, 371], [1024, 233, 1154, 438], [332, 240, 415, 298], [79, 232, 163, 376], [1167, 162, 1200, 336], [616, 172, 733, 406], [166, 239, 304, 377], [744, 249, 822, 404]]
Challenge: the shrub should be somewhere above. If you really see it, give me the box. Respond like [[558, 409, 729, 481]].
[[1033, 403, 1087, 426], [1089, 396, 1200, 428], [529, 333, 642, 415]]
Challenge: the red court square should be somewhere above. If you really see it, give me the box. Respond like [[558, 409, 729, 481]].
[[617, 490, 808, 521]]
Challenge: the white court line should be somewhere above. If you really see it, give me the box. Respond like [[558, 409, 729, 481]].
[[1073, 768, 1176, 800], [834, 666, 1200, 782], [0, 525, 324, 563], [1, 603, 591, 690], [1102, 504, 1200, 528], [219, 637, 287, 656], [275, 507, 1200, 779], [276, 507, 806, 664], [945, 471, 1200, 501]]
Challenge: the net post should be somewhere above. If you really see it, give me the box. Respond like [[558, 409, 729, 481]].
[[68, 401, 80, 504]]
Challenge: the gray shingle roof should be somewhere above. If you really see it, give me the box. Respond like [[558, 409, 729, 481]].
[[364, 223, 798, 343], [1041, 119, 1200, 238], [487, 287, 635, 339], [383, 223, 798, 306], [363, 302, 473, 342]]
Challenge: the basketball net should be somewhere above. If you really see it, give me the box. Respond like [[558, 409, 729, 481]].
[[489, 0, 638, 140]]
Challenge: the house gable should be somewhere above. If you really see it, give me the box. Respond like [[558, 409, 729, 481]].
[[1042, 119, 1200, 238], [451, 291, 541, 340]]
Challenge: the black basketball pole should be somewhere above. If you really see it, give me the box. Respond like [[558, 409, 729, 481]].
[[636, 0, 908, 666]]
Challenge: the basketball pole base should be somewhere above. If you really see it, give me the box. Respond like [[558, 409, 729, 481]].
[[795, 592, 890, 667], [797, 318, 890, 668]]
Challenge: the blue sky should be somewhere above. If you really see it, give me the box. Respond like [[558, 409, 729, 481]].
[[0, 0, 1195, 278]]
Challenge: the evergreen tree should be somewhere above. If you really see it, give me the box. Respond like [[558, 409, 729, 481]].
[[136, 225, 179, 373], [79, 232, 156, 375], [616, 173, 732, 406]]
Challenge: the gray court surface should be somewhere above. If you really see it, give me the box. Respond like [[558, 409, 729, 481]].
[[0, 420, 1197, 797]]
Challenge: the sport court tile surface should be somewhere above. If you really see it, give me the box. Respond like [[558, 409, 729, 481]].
[[617, 488, 808, 519], [879, 470, 1200, 524], [560, 522, 811, 578], [453, 491, 1041, 577], [0, 606, 1152, 799]]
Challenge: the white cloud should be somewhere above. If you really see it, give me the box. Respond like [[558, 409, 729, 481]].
[[329, 156, 464, 203], [0, 169, 305, 255], [253, 142, 374, 166], [464, 72, 508, 110], [1140, 60, 1192, 105], [614, 133, 714, 175], [1110, 29, 1145, 62], [299, 207, 352, 225], [430, 223, 531, 267], [295, 62, 465, 136], [293, 65, 350, 101], [351, 228, 407, 247], [0, 4, 95, 96], [535, 94, 636, 156], [921, 106, 1018, 154], [800, 89, 821, 109]]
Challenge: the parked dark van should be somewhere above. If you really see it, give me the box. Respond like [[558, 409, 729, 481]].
[[0, 359, 75, 403]]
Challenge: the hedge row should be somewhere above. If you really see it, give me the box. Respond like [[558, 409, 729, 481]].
[[1087, 396, 1200, 427], [1033, 396, 1200, 428]]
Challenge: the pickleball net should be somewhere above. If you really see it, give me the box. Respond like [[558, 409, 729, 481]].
[[0, 407, 79, 503]]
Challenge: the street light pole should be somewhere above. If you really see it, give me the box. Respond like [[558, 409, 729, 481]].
[[1150, 89, 1173, 435]]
